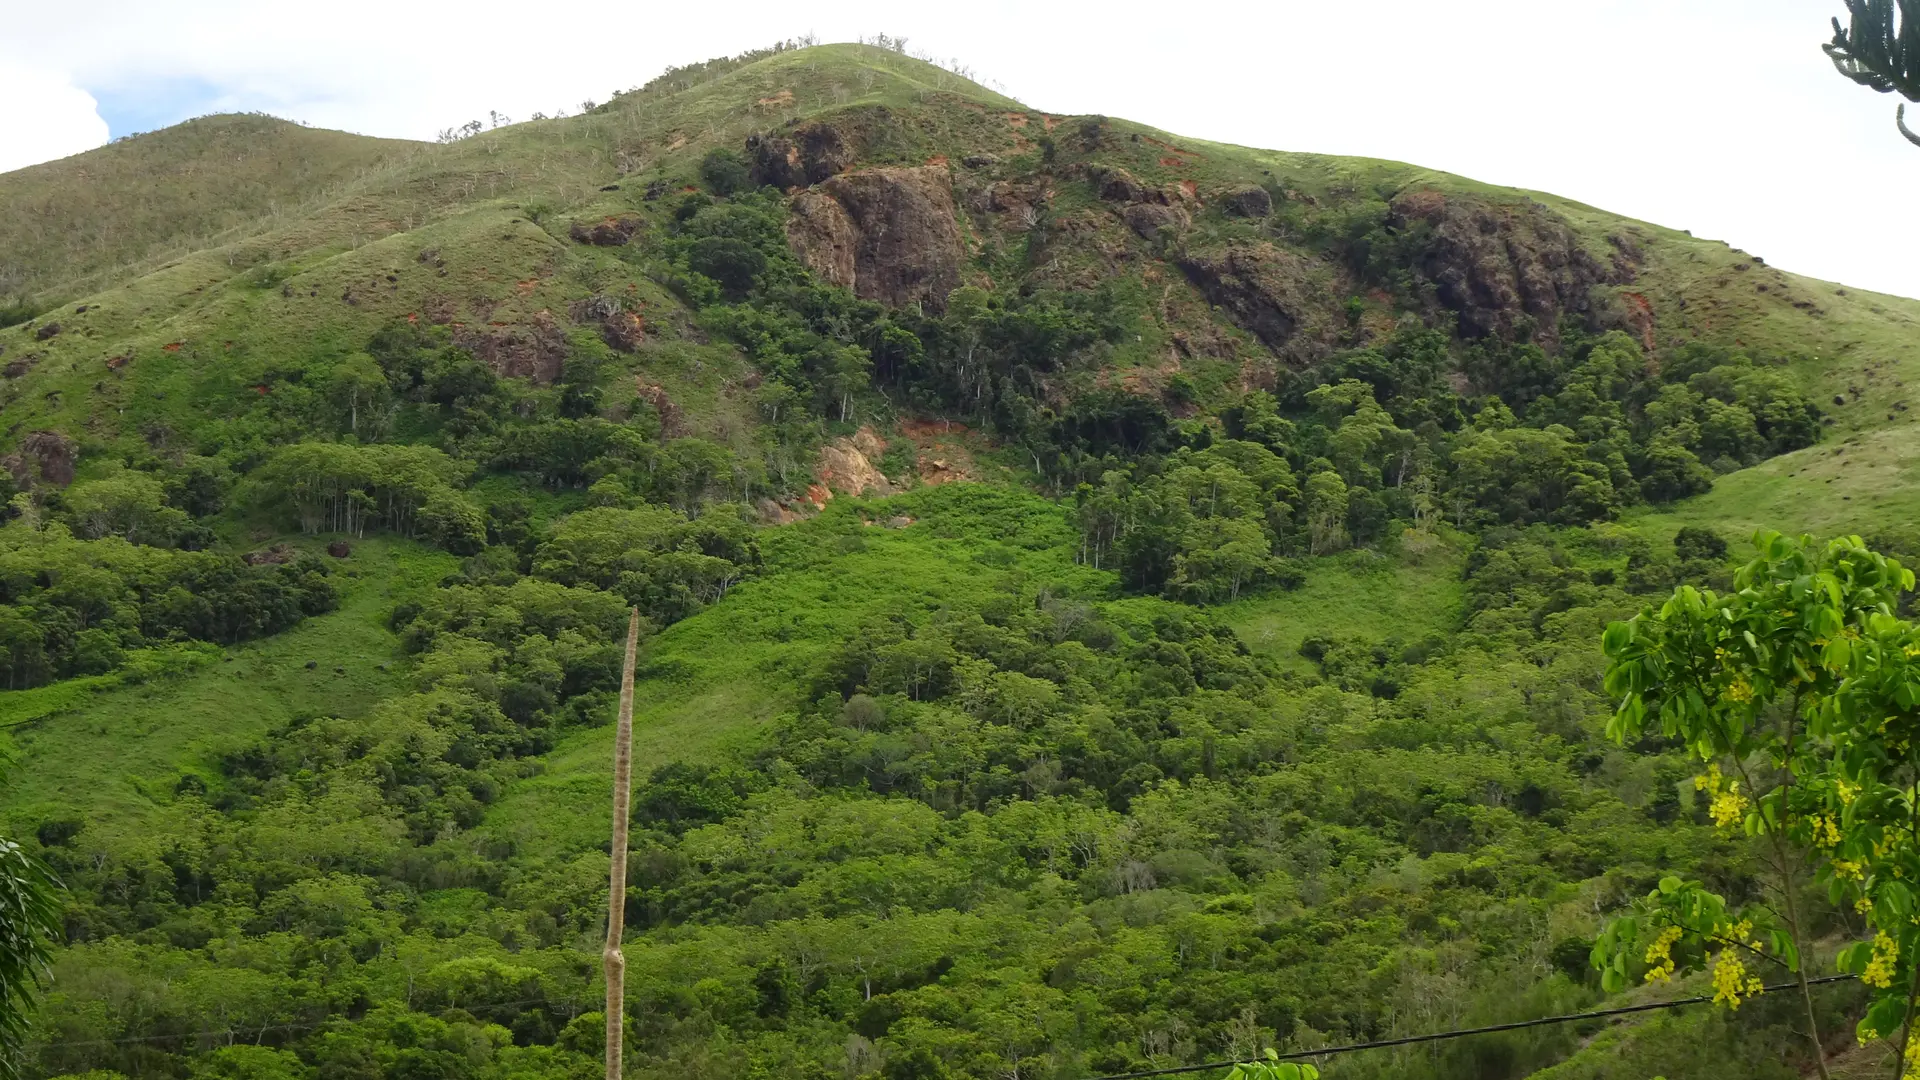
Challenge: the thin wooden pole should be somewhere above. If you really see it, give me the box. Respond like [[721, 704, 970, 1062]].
[[605, 608, 640, 1080]]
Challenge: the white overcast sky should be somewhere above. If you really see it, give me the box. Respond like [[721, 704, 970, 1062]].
[[3, 0, 1915, 298]]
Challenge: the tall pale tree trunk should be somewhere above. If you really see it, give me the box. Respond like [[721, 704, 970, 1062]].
[[605, 609, 640, 1080]]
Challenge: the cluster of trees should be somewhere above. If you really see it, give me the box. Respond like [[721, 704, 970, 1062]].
[[1046, 328, 1824, 604], [529, 505, 757, 625], [0, 527, 334, 689], [1072, 440, 1302, 600], [248, 443, 487, 553]]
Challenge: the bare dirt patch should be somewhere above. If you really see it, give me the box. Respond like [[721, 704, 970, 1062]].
[[900, 417, 980, 485]]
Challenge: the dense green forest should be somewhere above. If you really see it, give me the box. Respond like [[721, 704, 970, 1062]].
[[3, 37, 1920, 1080]]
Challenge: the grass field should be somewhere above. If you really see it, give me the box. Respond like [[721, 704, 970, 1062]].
[[479, 483, 1107, 855], [0, 538, 454, 842], [1627, 421, 1920, 545], [1217, 540, 1468, 674]]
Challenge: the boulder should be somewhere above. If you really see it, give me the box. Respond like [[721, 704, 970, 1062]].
[[1087, 165, 1151, 203], [786, 167, 964, 312], [19, 429, 76, 487], [327, 540, 351, 558], [1122, 203, 1189, 240], [1222, 186, 1273, 218]]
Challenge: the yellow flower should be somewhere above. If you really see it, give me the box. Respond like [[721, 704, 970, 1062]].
[[1643, 925, 1683, 984], [1858, 897, 1875, 916], [1723, 677, 1754, 703], [1709, 785, 1749, 829], [1694, 765, 1722, 793], [1835, 859, 1867, 881], [1711, 950, 1763, 1008], [1812, 813, 1843, 849], [1694, 764, 1751, 829], [1836, 778, 1860, 804], [1864, 930, 1899, 989], [1904, 1035, 1920, 1080]]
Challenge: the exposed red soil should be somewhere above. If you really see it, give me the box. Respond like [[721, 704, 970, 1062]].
[[1622, 291, 1656, 352]]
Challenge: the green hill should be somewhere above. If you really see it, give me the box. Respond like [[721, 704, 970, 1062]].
[[0, 114, 422, 308], [0, 40, 1908, 1080]]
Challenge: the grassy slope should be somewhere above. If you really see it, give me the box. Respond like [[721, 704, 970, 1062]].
[[481, 485, 1105, 856], [6, 45, 1912, 537], [0, 539, 454, 844], [1220, 543, 1468, 675], [0, 114, 423, 304], [1626, 423, 1920, 544]]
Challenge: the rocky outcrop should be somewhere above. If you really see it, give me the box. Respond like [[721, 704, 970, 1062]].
[[1178, 242, 1331, 357], [1089, 165, 1151, 204], [968, 179, 1050, 232], [748, 122, 857, 189], [454, 311, 568, 382], [786, 167, 963, 312], [1085, 164, 1194, 241], [1389, 189, 1626, 344], [569, 295, 645, 352], [568, 215, 642, 246], [815, 426, 895, 498]]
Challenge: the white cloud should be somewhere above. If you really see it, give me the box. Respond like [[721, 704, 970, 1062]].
[[0, 66, 109, 175], [1, 1, 1917, 296]]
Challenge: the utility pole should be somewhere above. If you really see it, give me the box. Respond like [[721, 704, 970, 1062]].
[[604, 608, 640, 1080]]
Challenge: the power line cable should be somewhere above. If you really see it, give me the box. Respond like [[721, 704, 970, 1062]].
[[27, 974, 1861, 1067], [1083, 974, 1857, 1080]]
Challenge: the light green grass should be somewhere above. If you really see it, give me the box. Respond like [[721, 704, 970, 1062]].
[[480, 484, 1105, 854], [0, 538, 455, 841], [1217, 541, 1468, 674], [1627, 422, 1920, 545]]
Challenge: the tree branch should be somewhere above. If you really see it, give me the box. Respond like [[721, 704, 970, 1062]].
[[1898, 103, 1920, 148]]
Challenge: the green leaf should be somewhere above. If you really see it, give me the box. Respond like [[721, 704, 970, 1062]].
[[1880, 881, 1913, 919], [1603, 621, 1633, 654], [1866, 995, 1905, 1039]]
